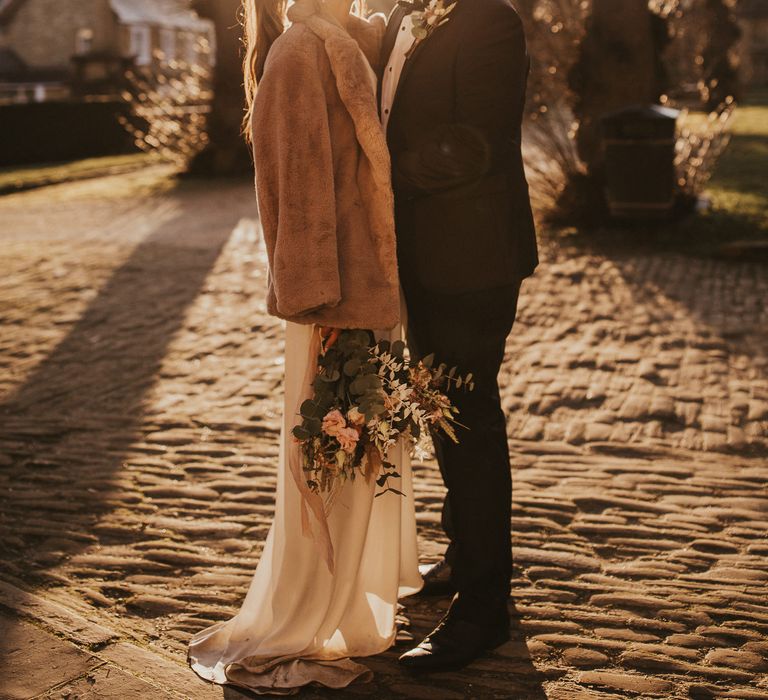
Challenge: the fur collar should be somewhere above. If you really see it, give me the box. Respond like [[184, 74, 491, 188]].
[[287, 1, 391, 190]]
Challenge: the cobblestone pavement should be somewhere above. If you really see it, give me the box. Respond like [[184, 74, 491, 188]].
[[1, 169, 767, 699]]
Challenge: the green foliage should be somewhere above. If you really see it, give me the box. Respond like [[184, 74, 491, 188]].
[[543, 93, 768, 256], [293, 328, 475, 498], [702, 95, 768, 237]]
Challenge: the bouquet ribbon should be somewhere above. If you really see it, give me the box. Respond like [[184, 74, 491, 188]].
[[288, 327, 336, 574]]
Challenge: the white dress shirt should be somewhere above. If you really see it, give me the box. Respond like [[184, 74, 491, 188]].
[[380, 14, 415, 131]]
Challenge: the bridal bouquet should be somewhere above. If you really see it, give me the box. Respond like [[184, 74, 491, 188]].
[[293, 329, 473, 498]]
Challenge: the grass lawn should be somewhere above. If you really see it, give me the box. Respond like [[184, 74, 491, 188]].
[[700, 89, 768, 238], [0, 153, 155, 195], [548, 88, 768, 257]]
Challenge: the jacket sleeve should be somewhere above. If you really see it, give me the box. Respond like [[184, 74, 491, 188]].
[[253, 42, 342, 318], [392, 7, 528, 197]]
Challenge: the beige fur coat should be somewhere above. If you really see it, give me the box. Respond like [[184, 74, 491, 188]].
[[252, 1, 399, 329]]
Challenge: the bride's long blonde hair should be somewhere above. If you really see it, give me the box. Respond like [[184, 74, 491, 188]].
[[240, 0, 366, 144], [241, 0, 288, 144]]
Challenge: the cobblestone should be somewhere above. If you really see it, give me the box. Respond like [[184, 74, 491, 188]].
[[0, 171, 766, 698]]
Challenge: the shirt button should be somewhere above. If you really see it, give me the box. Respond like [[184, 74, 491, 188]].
[[384, 109, 390, 114], [389, 67, 393, 72]]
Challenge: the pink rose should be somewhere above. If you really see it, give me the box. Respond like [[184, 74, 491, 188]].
[[322, 409, 347, 437], [337, 427, 360, 454]]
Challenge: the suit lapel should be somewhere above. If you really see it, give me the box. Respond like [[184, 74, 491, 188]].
[[389, 29, 427, 115], [383, 0, 459, 126], [388, 5, 456, 127]]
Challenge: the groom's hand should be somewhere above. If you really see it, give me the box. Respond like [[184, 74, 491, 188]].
[[393, 123, 491, 197]]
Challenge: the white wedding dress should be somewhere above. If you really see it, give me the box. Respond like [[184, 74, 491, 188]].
[[187, 295, 423, 694]]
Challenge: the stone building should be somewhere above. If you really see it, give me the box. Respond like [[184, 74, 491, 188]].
[[0, 0, 214, 103], [737, 0, 768, 87]]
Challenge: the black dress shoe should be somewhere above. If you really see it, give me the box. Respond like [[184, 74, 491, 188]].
[[416, 559, 457, 598], [398, 607, 510, 672]]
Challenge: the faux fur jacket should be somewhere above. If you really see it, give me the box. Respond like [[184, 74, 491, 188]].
[[252, 1, 399, 329]]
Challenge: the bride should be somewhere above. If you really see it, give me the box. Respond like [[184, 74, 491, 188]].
[[187, 0, 423, 694]]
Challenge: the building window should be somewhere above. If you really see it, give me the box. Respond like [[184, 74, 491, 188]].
[[129, 25, 151, 65], [160, 28, 176, 62], [181, 32, 198, 65], [75, 27, 94, 56]]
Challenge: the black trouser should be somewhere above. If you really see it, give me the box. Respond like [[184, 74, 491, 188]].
[[402, 273, 522, 623]]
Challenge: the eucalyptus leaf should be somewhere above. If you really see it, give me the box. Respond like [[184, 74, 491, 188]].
[[293, 426, 311, 440], [344, 358, 361, 376], [375, 487, 405, 498], [351, 374, 381, 395], [300, 400, 323, 419]]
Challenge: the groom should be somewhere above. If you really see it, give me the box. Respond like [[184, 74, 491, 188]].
[[379, 0, 538, 672]]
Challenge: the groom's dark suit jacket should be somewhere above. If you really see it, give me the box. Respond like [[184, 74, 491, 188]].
[[380, 0, 538, 294]]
